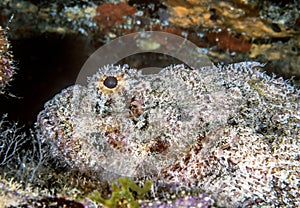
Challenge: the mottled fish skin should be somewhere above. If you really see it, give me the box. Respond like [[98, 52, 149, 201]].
[[35, 63, 300, 207]]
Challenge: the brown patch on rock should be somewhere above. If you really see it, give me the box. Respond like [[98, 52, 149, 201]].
[[94, 3, 137, 33], [150, 136, 171, 154], [207, 30, 252, 53]]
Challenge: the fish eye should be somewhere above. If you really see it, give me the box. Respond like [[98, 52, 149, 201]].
[[98, 74, 125, 94], [103, 76, 118, 89]]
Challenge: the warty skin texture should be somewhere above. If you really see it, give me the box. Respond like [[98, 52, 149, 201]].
[[35, 63, 299, 207]]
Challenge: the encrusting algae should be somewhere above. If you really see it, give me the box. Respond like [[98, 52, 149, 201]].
[[35, 63, 299, 207], [89, 177, 152, 208]]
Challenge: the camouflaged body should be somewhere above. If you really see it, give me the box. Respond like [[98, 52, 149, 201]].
[[35, 63, 300, 207]]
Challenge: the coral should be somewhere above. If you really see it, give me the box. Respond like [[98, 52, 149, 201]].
[[163, 0, 300, 79], [259, 1, 299, 28], [0, 1, 99, 38], [166, 0, 299, 39], [94, 2, 137, 33], [249, 39, 300, 78], [36, 63, 300, 207], [2, 0, 300, 79], [89, 177, 152, 208], [0, 114, 27, 166], [0, 25, 15, 95], [0, 115, 52, 192]]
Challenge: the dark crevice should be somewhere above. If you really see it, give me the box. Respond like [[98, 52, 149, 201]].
[[0, 33, 95, 127]]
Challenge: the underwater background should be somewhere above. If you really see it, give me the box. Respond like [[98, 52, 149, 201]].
[[0, 0, 299, 207]]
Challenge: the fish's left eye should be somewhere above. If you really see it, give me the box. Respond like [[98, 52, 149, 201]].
[[103, 76, 118, 89], [98, 74, 125, 94]]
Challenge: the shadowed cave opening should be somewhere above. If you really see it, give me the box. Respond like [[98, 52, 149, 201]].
[[0, 33, 95, 126]]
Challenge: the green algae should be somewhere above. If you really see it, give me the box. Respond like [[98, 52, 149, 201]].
[[89, 177, 152, 208]]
